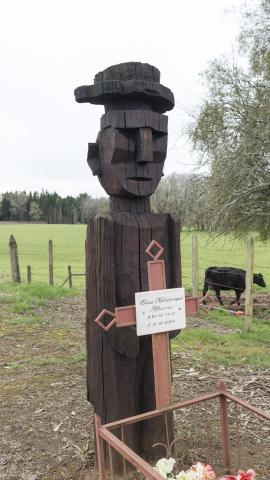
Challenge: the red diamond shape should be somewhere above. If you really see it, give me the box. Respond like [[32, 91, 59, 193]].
[[145, 240, 164, 260], [94, 308, 116, 331]]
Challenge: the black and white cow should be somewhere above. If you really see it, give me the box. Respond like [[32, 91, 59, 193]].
[[202, 267, 266, 306]]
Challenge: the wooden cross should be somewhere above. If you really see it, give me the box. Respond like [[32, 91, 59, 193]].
[[94, 240, 199, 409]]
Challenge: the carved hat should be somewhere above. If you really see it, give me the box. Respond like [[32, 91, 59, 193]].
[[74, 62, 174, 113]]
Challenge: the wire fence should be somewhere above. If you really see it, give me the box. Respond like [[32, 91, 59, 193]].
[[1, 231, 270, 300], [0, 234, 86, 288]]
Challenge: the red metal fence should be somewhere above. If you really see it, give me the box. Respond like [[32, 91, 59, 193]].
[[95, 381, 270, 480]]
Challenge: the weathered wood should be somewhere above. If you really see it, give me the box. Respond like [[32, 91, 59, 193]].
[[27, 265, 31, 283], [86, 207, 180, 461], [218, 381, 232, 473], [74, 62, 174, 114], [9, 235, 20, 283], [48, 240, 53, 285], [77, 62, 178, 470], [245, 237, 254, 331], [68, 265, 72, 288], [192, 234, 199, 297]]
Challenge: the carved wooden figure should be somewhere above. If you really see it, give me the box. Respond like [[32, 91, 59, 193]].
[[75, 62, 180, 462]]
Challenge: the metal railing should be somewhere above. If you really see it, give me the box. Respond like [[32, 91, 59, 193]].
[[95, 381, 270, 480]]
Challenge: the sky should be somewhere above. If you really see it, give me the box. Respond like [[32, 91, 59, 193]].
[[0, 0, 245, 198]]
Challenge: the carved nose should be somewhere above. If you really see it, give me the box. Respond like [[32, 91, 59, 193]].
[[136, 128, 153, 164]]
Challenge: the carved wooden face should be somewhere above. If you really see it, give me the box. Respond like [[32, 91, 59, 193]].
[[88, 110, 168, 197]]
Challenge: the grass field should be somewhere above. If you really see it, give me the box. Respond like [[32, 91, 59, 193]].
[[0, 224, 270, 292], [172, 311, 270, 367], [0, 224, 86, 287], [0, 224, 269, 292]]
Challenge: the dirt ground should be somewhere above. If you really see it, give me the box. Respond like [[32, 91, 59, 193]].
[[1, 295, 269, 480]]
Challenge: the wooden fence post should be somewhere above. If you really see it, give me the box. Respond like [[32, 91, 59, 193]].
[[192, 234, 199, 297], [9, 235, 21, 283], [27, 265, 32, 283], [245, 237, 254, 331], [68, 265, 72, 288], [48, 240, 54, 285]]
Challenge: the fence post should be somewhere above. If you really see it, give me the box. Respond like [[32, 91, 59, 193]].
[[192, 234, 199, 297], [27, 265, 32, 283], [48, 239, 54, 285], [68, 265, 72, 288], [9, 235, 21, 283], [245, 237, 254, 331]]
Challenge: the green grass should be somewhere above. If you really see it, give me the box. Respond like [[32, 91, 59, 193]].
[[8, 314, 44, 326], [0, 226, 269, 371], [180, 230, 270, 293], [0, 282, 77, 314], [5, 350, 87, 370], [172, 313, 270, 367], [0, 224, 269, 292], [0, 224, 86, 287]]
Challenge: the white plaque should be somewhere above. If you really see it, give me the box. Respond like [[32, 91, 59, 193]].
[[135, 287, 186, 336]]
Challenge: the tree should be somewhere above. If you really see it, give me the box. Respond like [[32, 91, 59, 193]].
[[29, 201, 42, 221], [151, 173, 187, 219], [9, 191, 28, 221], [0, 193, 12, 220], [151, 173, 208, 230], [189, 0, 270, 239], [79, 195, 108, 223]]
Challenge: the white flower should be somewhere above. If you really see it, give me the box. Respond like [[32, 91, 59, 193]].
[[155, 458, 176, 478], [190, 462, 205, 476], [176, 471, 197, 480], [188, 462, 216, 480]]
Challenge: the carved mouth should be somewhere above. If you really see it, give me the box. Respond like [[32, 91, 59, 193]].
[[128, 177, 152, 182]]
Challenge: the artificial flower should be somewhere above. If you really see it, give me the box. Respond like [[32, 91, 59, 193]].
[[176, 471, 196, 480], [221, 469, 256, 480], [154, 457, 255, 480], [189, 462, 216, 479], [155, 457, 176, 478], [236, 470, 256, 480]]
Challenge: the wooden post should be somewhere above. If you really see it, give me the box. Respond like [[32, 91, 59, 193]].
[[9, 235, 21, 283], [245, 237, 254, 331], [68, 265, 72, 288], [218, 380, 232, 473], [94, 414, 106, 480], [48, 239, 54, 285], [27, 265, 32, 283], [192, 234, 199, 297]]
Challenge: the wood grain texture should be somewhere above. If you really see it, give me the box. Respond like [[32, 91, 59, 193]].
[[9, 235, 21, 283], [77, 62, 178, 471], [86, 209, 180, 462]]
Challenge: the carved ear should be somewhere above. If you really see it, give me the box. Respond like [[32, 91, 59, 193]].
[[87, 143, 101, 176]]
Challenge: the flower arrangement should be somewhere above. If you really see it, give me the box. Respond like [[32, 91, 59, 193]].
[[154, 458, 256, 480]]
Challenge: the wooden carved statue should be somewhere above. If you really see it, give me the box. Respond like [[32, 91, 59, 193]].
[[75, 62, 181, 460]]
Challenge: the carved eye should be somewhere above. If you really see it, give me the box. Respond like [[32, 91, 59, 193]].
[[117, 128, 136, 139], [152, 132, 167, 153], [152, 131, 167, 140]]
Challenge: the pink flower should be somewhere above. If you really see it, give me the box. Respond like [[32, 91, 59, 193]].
[[220, 470, 255, 480], [236, 470, 256, 480], [189, 462, 216, 479], [220, 476, 237, 480]]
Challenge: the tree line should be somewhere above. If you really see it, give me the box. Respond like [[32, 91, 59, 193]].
[[0, 191, 108, 224], [0, 174, 207, 229]]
